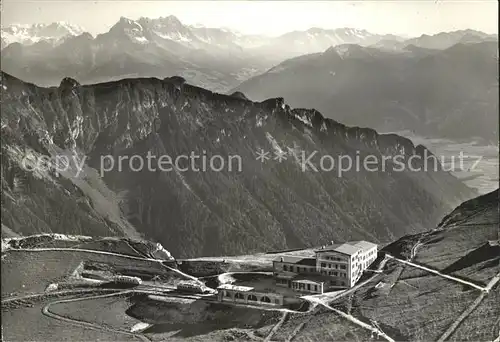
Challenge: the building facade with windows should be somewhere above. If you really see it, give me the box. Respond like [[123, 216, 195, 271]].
[[217, 284, 284, 306], [273, 241, 378, 293]]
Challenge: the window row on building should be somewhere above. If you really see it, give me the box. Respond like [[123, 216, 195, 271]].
[[291, 282, 319, 292], [320, 262, 347, 269], [282, 264, 315, 273], [322, 256, 345, 261], [320, 270, 347, 278]]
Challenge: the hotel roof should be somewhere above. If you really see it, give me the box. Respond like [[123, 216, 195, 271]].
[[217, 284, 254, 292], [352, 241, 378, 251], [314, 243, 362, 255]]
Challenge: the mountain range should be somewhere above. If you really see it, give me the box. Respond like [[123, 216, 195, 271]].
[[1, 17, 274, 92], [1, 71, 475, 257], [0, 21, 84, 48], [1, 14, 498, 342], [234, 41, 499, 142], [2, 17, 496, 94]]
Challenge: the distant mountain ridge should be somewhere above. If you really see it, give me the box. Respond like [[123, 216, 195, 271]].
[[404, 29, 498, 50], [3, 16, 495, 92], [233, 41, 499, 142], [3, 17, 495, 54], [1, 16, 275, 92], [1, 22, 84, 49]]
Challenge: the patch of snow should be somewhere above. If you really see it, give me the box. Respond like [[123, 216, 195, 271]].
[[155, 31, 192, 43], [131, 323, 152, 333], [53, 233, 92, 241], [134, 22, 144, 31], [265, 132, 284, 154], [153, 242, 173, 259], [1, 239, 11, 252], [320, 122, 328, 132], [134, 36, 148, 43], [218, 273, 236, 285], [256, 114, 268, 127], [148, 295, 195, 304], [335, 45, 351, 59], [71, 115, 84, 140], [294, 113, 313, 127], [45, 283, 59, 292], [5, 233, 93, 243], [256, 117, 263, 127], [1, 22, 84, 46], [71, 262, 85, 278]]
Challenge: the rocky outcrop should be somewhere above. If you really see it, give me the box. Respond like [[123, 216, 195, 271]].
[[437, 188, 499, 228], [230, 91, 249, 100], [1, 72, 475, 257]]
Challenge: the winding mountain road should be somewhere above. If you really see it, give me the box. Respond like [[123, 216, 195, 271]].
[[41, 291, 151, 342]]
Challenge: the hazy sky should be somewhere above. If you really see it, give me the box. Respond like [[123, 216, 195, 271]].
[[1, 1, 498, 37]]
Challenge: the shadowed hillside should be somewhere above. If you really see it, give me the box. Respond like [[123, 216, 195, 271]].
[[1, 72, 474, 257]]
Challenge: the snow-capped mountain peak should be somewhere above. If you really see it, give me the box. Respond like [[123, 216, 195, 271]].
[[105, 17, 150, 44], [1, 22, 85, 49], [112, 17, 145, 32], [41, 21, 84, 36]]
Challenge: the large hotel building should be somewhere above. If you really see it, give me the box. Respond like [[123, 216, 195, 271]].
[[273, 241, 378, 294]]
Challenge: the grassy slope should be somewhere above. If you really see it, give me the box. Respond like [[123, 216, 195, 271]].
[[272, 189, 500, 341]]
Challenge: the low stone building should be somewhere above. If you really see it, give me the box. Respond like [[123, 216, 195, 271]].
[[217, 284, 284, 306]]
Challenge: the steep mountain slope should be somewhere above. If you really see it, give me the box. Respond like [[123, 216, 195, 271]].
[[385, 189, 499, 269], [0, 72, 474, 257], [233, 42, 499, 142]]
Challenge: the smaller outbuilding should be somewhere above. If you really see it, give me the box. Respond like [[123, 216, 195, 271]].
[[217, 284, 284, 306]]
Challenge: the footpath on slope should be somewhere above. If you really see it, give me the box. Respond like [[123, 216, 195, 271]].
[[386, 254, 487, 291]]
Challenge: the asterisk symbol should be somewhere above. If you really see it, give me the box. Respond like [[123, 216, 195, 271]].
[[274, 150, 288, 163], [256, 149, 270, 163]]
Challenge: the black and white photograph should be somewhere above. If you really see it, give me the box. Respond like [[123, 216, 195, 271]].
[[1, 0, 499, 341]]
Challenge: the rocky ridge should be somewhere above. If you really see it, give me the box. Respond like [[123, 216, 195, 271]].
[[1, 72, 475, 257]]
